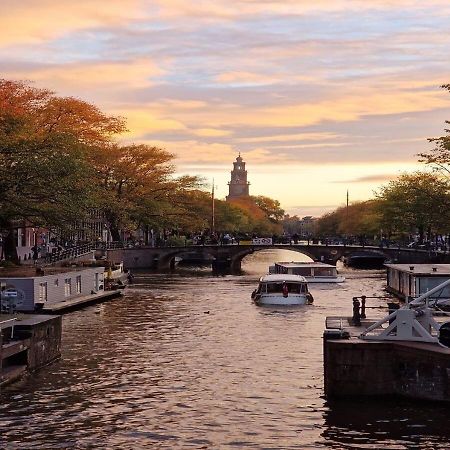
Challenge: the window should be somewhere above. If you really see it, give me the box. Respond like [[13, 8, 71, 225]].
[[39, 282, 48, 302], [76, 275, 82, 294], [64, 278, 72, 297]]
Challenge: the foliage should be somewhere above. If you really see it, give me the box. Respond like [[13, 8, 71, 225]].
[[227, 196, 283, 235], [418, 85, 450, 175], [0, 79, 122, 260], [375, 172, 450, 241], [92, 144, 200, 240], [250, 195, 285, 222], [316, 200, 382, 237]]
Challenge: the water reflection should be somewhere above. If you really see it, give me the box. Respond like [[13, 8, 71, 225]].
[[322, 398, 450, 449]]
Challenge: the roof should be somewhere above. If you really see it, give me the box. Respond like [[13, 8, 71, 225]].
[[0, 265, 105, 279], [275, 262, 335, 268], [385, 264, 450, 276], [260, 274, 307, 283]]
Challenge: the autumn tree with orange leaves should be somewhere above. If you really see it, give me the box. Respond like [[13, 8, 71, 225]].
[[0, 79, 126, 261]]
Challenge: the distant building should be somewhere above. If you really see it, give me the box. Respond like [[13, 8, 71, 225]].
[[226, 153, 250, 201], [299, 216, 317, 237]]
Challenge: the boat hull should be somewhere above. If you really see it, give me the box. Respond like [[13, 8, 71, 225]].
[[254, 294, 309, 306], [305, 276, 345, 283]]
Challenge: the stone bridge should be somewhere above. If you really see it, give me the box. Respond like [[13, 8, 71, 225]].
[[106, 243, 450, 272]]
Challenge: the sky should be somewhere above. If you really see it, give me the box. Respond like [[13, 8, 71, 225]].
[[2, 0, 450, 217]]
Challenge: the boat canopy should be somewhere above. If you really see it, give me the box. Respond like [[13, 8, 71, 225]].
[[274, 262, 337, 277]]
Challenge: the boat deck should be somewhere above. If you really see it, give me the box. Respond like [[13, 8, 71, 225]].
[[41, 290, 122, 313]]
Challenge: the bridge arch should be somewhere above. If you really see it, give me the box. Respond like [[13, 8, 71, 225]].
[[229, 245, 317, 272], [157, 248, 220, 270]]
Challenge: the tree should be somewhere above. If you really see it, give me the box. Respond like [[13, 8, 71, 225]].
[[250, 195, 285, 222], [227, 196, 283, 235], [375, 172, 450, 242], [418, 85, 450, 175], [0, 80, 123, 261], [315, 200, 381, 238], [90, 143, 204, 241]]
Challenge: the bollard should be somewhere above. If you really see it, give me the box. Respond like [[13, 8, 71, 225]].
[[360, 295, 366, 319], [352, 297, 361, 326]]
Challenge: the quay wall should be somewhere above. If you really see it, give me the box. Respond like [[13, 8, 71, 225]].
[[1, 315, 62, 387], [324, 339, 450, 402]]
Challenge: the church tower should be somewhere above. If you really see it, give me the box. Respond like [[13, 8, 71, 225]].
[[226, 153, 250, 201]]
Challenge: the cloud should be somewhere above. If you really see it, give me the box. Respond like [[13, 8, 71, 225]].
[[191, 128, 232, 137], [334, 174, 398, 184], [2, 0, 450, 211], [0, 0, 143, 46], [4, 59, 165, 93], [215, 71, 283, 86]]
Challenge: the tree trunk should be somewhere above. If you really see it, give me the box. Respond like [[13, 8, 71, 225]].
[[418, 225, 424, 244], [109, 224, 121, 242], [4, 225, 19, 263], [104, 210, 122, 243]]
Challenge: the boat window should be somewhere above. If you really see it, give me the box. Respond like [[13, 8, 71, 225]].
[[314, 267, 335, 277], [266, 282, 305, 293], [266, 283, 281, 293], [291, 267, 311, 276]]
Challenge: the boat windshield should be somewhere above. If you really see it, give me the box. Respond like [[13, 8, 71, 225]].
[[262, 282, 307, 294]]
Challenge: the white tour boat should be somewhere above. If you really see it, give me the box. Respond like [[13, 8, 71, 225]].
[[251, 274, 314, 306], [269, 262, 345, 283]]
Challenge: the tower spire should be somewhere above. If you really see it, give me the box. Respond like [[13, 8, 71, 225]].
[[226, 153, 250, 201]]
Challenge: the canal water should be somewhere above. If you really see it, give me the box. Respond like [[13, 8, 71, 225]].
[[1, 249, 450, 449]]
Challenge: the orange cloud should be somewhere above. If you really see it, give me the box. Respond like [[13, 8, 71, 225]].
[[5, 59, 165, 92], [0, 0, 143, 46], [215, 71, 283, 85]]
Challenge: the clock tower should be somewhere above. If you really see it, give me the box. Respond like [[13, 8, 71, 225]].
[[226, 153, 250, 200]]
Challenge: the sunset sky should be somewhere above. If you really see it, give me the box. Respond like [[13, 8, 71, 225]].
[[2, 0, 450, 216]]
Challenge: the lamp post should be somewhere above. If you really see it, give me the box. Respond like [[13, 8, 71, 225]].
[[211, 179, 215, 235]]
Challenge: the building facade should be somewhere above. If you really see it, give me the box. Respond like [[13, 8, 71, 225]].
[[226, 154, 250, 201]]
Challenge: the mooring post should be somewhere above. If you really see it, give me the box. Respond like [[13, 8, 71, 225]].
[[360, 295, 366, 319], [352, 297, 361, 326]]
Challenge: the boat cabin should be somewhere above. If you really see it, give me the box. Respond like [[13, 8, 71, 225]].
[[256, 274, 309, 295], [270, 262, 344, 283], [272, 262, 335, 276], [386, 264, 450, 300]]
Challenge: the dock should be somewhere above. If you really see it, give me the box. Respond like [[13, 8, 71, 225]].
[[41, 290, 123, 313], [1, 314, 62, 388], [324, 284, 450, 402]]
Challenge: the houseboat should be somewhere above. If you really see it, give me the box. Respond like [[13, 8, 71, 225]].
[[0, 266, 105, 312], [251, 274, 313, 306], [385, 264, 450, 305], [269, 262, 345, 283]]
